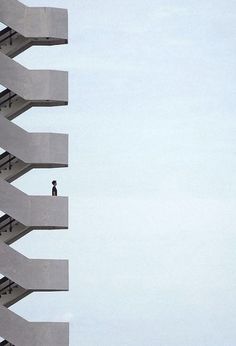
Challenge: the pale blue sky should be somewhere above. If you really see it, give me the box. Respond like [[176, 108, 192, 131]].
[[2, 0, 236, 345]]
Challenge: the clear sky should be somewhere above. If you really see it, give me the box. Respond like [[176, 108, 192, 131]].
[[1, 0, 236, 345]]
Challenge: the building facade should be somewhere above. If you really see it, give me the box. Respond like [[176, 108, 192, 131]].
[[0, 0, 69, 345]]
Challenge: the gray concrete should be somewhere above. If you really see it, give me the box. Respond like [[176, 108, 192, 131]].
[[0, 278, 31, 308], [0, 216, 32, 244], [0, 92, 32, 120], [0, 179, 68, 228], [0, 157, 32, 183], [0, 90, 67, 121], [0, 116, 68, 165], [0, 242, 68, 290], [0, 1, 69, 344], [0, 52, 68, 102], [0, 0, 68, 40], [0, 306, 69, 346]]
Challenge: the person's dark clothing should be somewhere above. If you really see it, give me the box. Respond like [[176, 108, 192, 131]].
[[52, 186, 57, 196]]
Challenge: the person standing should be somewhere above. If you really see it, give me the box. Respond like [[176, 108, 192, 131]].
[[52, 180, 58, 196]]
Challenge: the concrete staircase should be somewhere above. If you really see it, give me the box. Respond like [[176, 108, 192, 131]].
[[0, 1, 69, 345], [0, 214, 30, 245]]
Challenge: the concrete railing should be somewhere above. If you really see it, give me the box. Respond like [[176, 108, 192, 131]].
[[0, 242, 68, 290], [0, 179, 68, 228], [0, 117, 68, 166], [0, 306, 69, 346], [0, 52, 68, 102], [0, 0, 68, 40]]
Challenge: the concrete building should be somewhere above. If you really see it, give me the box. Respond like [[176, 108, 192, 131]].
[[0, 0, 69, 345]]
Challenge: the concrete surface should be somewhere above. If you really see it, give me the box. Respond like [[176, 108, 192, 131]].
[[0, 1, 69, 344]]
